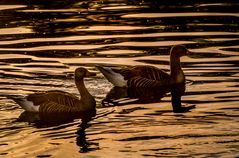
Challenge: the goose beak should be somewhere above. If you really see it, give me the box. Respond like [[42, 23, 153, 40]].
[[187, 49, 193, 56], [85, 71, 97, 77]]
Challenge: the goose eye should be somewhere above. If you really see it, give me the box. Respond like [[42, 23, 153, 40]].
[[179, 47, 185, 51], [179, 47, 187, 53]]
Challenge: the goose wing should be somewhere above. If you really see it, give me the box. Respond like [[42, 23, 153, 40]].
[[116, 65, 170, 80], [37, 101, 80, 113], [128, 76, 172, 87], [27, 90, 80, 107], [132, 65, 170, 80]]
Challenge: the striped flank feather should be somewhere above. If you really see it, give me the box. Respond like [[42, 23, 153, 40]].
[[27, 90, 80, 108], [128, 76, 172, 88]]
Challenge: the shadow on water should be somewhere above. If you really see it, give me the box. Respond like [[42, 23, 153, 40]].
[[102, 83, 196, 113]]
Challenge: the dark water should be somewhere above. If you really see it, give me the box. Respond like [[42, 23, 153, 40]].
[[0, 0, 239, 157]]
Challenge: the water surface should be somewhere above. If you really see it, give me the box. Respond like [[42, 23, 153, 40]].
[[0, 0, 238, 157]]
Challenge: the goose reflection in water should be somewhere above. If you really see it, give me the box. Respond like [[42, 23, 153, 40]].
[[17, 110, 96, 127], [16, 109, 115, 153], [102, 83, 195, 113], [16, 110, 98, 153]]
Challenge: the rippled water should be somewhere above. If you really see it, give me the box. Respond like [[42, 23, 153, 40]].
[[0, 0, 239, 157]]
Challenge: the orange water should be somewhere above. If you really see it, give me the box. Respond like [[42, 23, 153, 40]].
[[0, 1, 238, 157]]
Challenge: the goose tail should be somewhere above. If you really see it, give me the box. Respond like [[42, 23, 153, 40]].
[[8, 95, 39, 112], [96, 65, 127, 87]]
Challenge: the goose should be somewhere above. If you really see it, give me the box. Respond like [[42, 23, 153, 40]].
[[96, 45, 192, 87], [10, 67, 96, 113]]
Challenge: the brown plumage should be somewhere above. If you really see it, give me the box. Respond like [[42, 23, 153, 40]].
[[11, 67, 96, 113], [97, 45, 192, 87]]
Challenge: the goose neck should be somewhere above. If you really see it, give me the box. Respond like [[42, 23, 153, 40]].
[[170, 55, 184, 83], [75, 77, 91, 99], [75, 77, 95, 110]]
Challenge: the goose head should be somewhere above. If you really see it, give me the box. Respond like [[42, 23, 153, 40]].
[[170, 45, 192, 58], [75, 67, 96, 80]]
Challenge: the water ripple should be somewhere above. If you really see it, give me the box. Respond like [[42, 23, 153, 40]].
[[0, 0, 238, 157]]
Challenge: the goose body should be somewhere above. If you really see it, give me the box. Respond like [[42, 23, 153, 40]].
[[97, 45, 191, 87], [11, 68, 96, 113]]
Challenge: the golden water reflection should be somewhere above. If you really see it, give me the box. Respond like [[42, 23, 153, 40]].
[[0, 0, 238, 157]]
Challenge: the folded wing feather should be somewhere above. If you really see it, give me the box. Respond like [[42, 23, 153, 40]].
[[27, 90, 80, 107]]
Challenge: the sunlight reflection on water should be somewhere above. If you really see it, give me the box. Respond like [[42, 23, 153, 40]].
[[0, 0, 238, 157]]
